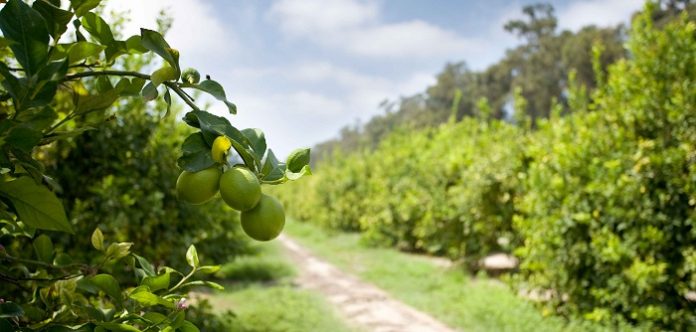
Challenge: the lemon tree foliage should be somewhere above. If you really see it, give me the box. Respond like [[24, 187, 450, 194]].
[[274, 4, 694, 330], [0, 0, 309, 330]]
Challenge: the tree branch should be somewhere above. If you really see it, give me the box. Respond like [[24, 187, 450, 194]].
[[62, 70, 150, 82], [60, 70, 203, 112]]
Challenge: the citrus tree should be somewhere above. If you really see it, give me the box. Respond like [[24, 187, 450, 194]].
[[273, 3, 694, 329], [0, 0, 310, 330]]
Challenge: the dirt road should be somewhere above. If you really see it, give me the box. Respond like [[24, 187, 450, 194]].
[[278, 235, 458, 332]]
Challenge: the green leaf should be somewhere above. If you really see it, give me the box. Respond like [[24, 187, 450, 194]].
[[29, 81, 59, 109], [133, 254, 156, 277], [82, 306, 106, 322], [0, 0, 50, 76], [241, 128, 266, 160], [163, 88, 172, 117], [151, 65, 178, 87], [97, 323, 141, 332], [91, 228, 104, 251], [96, 76, 113, 93], [142, 312, 167, 325], [0, 302, 23, 318], [33, 234, 54, 263], [263, 165, 287, 183], [116, 77, 146, 96], [286, 148, 311, 173], [33, 0, 73, 40], [104, 242, 132, 261], [0, 36, 12, 48], [70, 0, 101, 17], [54, 252, 74, 266], [125, 35, 147, 53], [67, 41, 105, 64], [168, 312, 185, 330], [73, 18, 86, 41], [81, 12, 114, 45], [76, 87, 121, 114], [14, 107, 58, 132], [186, 244, 199, 268], [5, 126, 43, 153], [41, 127, 96, 145], [140, 28, 180, 75], [0, 319, 13, 331], [178, 280, 224, 291], [36, 58, 68, 82], [129, 291, 160, 306], [182, 111, 256, 170], [286, 164, 312, 181], [90, 274, 122, 303], [261, 149, 279, 177], [184, 80, 236, 114], [141, 82, 158, 102], [68, 41, 106, 63], [142, 272, 170, 292], [0, 62, 28, 107], [129, 290, 172, 308], [197, 265, 221, 274], [179, 321, 200, 332], [0, 177, 72, 233], [176, 132, 215, 172], [104, 40, 127, 63]]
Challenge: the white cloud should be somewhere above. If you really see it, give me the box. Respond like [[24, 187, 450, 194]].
[[103, 0, 235, 66], [269, 0, 378, 35], [343, 20, 480, 57], [558, 0, 643, 32], [268, 0, 478, 58], [204, 61, 435, 157]]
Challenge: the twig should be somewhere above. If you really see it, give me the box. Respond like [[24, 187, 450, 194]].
[[62, 70, 150, 82], [164, 82, 202, 112], [61, 70, 203, 112], [0, 272, 81, 282]]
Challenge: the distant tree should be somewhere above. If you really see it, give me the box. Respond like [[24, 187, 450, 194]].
[[504, 3, 557, 45], [311, 2, 648, 155]]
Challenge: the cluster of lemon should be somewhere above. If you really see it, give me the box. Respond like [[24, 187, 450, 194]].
[[175, 136, 285, 241]]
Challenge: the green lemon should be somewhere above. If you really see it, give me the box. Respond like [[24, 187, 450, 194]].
[[241, 194, 285, 241], [219, 167, 261, 211], [182, 68, 201, 84], [176, 167, 221, 205]]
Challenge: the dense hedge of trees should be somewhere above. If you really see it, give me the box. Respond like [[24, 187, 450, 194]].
[[274, 3, 695, 329]]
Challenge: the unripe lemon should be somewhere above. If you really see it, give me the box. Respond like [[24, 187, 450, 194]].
[[219, 167, 261, 211], [182, 68, 201, 84], [212, 136, 232, 163], [176, 167, 221, 205], [241, 194, 285, 241]]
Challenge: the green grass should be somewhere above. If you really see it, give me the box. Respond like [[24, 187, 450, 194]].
[[215, 240, 296, 282], [203, 240, 356, 332], [207, 285, 355, 332], [284, 220, 639, 332]]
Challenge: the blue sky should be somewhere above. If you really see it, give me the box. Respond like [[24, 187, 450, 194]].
[[107, 0, 643, 158]]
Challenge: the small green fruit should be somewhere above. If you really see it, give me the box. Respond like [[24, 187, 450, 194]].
[[182, 68, 201, 84], [176, 167, 221, 205], [219, 167, 261, 211], [241, 194, 285, 241]]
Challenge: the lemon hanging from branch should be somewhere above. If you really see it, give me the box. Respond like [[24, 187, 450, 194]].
[[212, 135, 232, 163]]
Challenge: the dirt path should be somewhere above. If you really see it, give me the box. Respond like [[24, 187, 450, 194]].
[[278, 235, 458, 332]]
